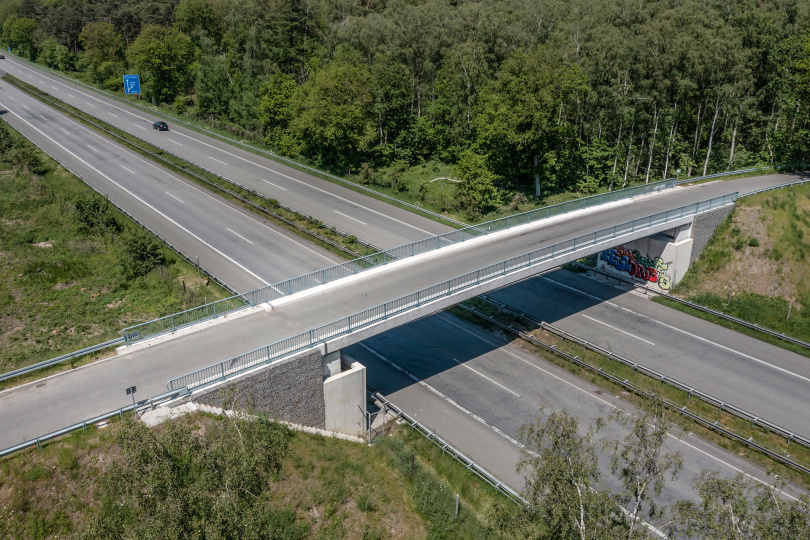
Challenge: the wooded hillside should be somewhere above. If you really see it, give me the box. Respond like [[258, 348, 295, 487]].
[[2, 0, 809, 215]]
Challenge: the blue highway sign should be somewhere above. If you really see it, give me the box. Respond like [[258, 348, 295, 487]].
[[123, 74, 141, 95]]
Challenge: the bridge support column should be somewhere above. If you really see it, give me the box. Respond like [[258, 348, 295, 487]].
[[323, 351, 367, 437], [596, 222, 694, 292]]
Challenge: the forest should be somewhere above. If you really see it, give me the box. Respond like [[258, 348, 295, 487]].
[[2, 0, 810, 217]]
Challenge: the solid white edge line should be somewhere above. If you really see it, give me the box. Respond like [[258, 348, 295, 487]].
[[11, 56, 435, 238], [0, 100, 271, 287], [542, 276, 810, 385], [581, 313, 656, 345], [437, 313, 800, 500]]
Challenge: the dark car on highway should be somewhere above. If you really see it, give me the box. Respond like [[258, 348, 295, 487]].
[[0, 54, 5, 59], [152, 121, 169, 131]]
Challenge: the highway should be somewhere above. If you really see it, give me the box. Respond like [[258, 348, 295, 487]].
[[0, 172, 807, 453], [1, 56, 808, 509], [351, 312, 807, 506], [0, 55, 451, 248], [487, 269, 810, 439], [0, 76, 343, 292]]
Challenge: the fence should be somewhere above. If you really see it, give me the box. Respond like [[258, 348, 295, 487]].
[[0, 337, 124, 384], [123, 176, 681, 345], [166, 193, 736, 392], [0, 388, 189, 458], [371, 389, 527, 508], [457, 300, 810, 475]]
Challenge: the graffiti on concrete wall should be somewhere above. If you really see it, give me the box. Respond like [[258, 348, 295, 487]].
[[600, 246, 673, 290]]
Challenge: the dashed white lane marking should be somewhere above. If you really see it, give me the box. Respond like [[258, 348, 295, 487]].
[[334, 210, 367, 226], [226, 228, 254, 244], [120, 165, 135, 174], [134, 124, 146, 130], [262, 180, 286, 190], [85, 102, 93, 107], [542, 276, 810, 385], [358, 342, 527, 450], [165, 192, 184, 204], [0, 102, 271, 285], [60, 128, 69, 135], [67, 93, 74, 98], [40, 115, 47, 120], [451, 358, 520, 397], [21, 104, 29, 110], [582, 314, 655, 345], [108, 112, 118, 118], [168, 138, 182, 146], [436, 313, 800, 500], [209, 157, 227, 165], [51, 86, 57, 91], [86, 145, 98, 152]]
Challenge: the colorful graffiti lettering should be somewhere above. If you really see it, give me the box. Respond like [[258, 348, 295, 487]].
[[600, 246, 672, 290]]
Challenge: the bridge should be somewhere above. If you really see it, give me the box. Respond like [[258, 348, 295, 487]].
[[4, 169, 796, 451]]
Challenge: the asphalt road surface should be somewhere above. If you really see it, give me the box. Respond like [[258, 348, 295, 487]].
[[0, 76, 343, 292], [349, 312, 807, 505], [0, 55, 451, 248], [1, 173, 807, 451]]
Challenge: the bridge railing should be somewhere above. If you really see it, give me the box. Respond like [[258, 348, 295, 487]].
[[123, 177, 676, 345], [166, 192, 736, 392]]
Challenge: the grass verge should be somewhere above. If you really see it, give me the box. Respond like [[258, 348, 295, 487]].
[[0, 412, 511, 538], [450, 299, 810, 489], [0, 120, 230, 385], [3, 74, 377, 261]]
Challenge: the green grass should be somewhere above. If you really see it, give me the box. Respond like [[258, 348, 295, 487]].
[[0, 122, 230, 381], [4, 74, 377, 259], [0, 412, 513, 538], [451, 299, 810, 489], [667, 183, 810, 356]]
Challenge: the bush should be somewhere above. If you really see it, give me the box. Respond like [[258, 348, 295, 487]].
[[119, 229, 166, 278], [73, 195, 121, 235], [748, 237, 760, 247]]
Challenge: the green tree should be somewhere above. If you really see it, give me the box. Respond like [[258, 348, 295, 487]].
[[128, 24, 195, 103], [672, 472, 810, 539], [195, 55, 232, 118], [604, 398, 683, 537], [290, 48, 375, 169], [73, 195, 121, 235], [516, 407, 625, 540], [258, 71, 296, 149], [3, 16, 38, 58], [85, 416, 295, 539], [455, 150, 498, 218], [120, 228, 165, 278], [79, 22, 124, 71]]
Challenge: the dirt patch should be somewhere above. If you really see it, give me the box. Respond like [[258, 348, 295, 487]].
[[32, 241, 52, 248], [680, 198, 805, 304]]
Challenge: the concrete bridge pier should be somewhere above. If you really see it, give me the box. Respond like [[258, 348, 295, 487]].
[[595, 204, 734, 292]]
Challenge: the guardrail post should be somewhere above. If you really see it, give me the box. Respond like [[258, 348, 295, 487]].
[[171, 315, 175, 333], [221, 364, 225, 378]]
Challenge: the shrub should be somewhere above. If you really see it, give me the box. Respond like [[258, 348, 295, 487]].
[[749, 237, 760, 247], [119, 229, 166, 278], [73, 195, 121, 235]]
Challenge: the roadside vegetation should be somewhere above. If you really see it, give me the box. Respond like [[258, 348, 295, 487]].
[[0, 412, 506, 539], [2, 0, 810, 221], [664, 184, 810, 349], [0, 120, 230, 379], [451, 298, 810, 489]]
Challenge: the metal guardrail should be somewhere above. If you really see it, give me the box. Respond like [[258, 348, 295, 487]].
[[573, 262, 810, 351], [672, 163, 809, 187], [457, 300, 810, 475], [370, 388, 528, 507], [124, 177, 682, 345], [0, 388, 189, 458], [0, 337, 125, 384], [471, 294, 810, 451], [166, 193, 736, 391], [0, 117, 239, 385], [3, 75, 379, 259]]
